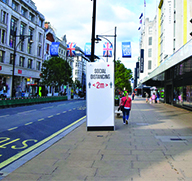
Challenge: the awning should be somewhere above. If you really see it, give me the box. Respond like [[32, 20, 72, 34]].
[[141, 39, 192, 85]]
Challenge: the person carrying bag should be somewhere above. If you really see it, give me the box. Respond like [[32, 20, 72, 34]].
[[119, 92, 132, 125]]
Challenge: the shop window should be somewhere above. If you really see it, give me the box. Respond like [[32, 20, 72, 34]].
[[10, 53, 14, 64], [28, 59, 32, 69], [1, 29, 6, 44], [148, 37, 152, 45], [1, 10, 7, 24], [183, 85, 192, 107], [0, 50, 5, 63], [10, 18, 17, 48], [148, 48, 152, 57], [37, 46, 41, 57], [19, 57, 25, 67], [21, 7, 27, 17], [173, 87, 183, 105], [36, 61, 41, 70], [1, 0, 8, 4], [12, 1, 18, 11], [148, 60, 152, 70], [39, 19, 43, 27], [38, 33, 42, 43], [29, 13, 34, 22]]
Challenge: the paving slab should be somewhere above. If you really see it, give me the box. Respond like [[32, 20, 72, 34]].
[[2, 97, 192, 181]]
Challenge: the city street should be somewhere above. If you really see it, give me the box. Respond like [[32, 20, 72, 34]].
[[0, 99, 86, 170]]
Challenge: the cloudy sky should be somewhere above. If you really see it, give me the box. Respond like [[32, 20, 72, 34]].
[[33, 0, 158, 73]]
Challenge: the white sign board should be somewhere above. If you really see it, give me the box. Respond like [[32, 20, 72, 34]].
[[87, 62, 114, 131]]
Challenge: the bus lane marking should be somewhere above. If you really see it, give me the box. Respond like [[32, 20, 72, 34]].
[[8, 127, 18, 131], [42, 106, 53, 110], [25, 122, 33, 126], [18, 110, 36, 114], [0, 115, 9, 118], [0, 138, 20, 149], [0, 115, 86, 169]]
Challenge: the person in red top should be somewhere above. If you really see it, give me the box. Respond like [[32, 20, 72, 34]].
[[119, 92, 132, 124]]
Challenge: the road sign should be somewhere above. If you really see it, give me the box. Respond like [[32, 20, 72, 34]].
[[87, 62, 114, 131]]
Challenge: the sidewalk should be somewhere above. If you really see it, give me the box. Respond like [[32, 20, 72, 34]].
[[2, 97, 192, 181]]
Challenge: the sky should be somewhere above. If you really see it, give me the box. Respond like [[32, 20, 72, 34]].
[[33, 0, 158, 74]]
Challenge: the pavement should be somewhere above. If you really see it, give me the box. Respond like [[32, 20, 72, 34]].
[[2, 97, 192, 181]]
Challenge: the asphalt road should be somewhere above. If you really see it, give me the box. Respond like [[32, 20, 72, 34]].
[[0, 99, 86, 169]]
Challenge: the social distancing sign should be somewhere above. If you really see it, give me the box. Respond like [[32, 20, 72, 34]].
[[87, 62, 114, 131]]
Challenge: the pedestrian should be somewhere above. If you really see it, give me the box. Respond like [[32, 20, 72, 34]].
[[152, 93, 156, 104], [119, 92, 132, 125], [156, 91, 160, 103], [145, 92, 148, 101], [132, 91, 135, 100]]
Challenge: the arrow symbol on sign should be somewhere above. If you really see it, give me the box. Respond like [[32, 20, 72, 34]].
[[93, 84, 95, 87], [110, 82, 112, 88], [106, 83, 108, 87], [88, 82, 91, 88]]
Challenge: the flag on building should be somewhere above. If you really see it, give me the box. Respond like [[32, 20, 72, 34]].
[[122, 42, 132, 58], [67, 42, 76, 57], [50, 42, 60, 56], [103, 42, 113, 57], [139, 13, 143, 19], [84, 43, 91, 56]]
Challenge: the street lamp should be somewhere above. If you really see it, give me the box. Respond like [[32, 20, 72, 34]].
[[11, 29, 33, 98], [95, 26, 117, 63]]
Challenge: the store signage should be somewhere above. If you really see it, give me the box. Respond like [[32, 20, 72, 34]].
[[18, 69, 22, 74], [140, 49, 144, 73], [87, 62, 114, 131]]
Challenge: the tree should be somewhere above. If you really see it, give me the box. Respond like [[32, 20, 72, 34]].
[[40, 57, 72, 87], [115, 60, 132, 92], [74, 79, 81, 89]]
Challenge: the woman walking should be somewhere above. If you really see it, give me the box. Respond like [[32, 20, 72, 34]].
[[119, 92, 132, 124]]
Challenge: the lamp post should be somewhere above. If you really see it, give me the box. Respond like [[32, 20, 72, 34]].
[[91, 0, 97, 62], [11, 29, 33, 98], [95, 26, 117, 63]]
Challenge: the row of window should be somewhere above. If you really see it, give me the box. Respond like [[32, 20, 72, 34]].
[[0, 50, 41, 70], [1, 0, 43, 27]]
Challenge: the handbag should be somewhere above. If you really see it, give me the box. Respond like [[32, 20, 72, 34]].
[[118, 99, 127, 111]]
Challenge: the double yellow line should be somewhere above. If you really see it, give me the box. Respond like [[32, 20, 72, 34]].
[[0, 116, 86, 169]]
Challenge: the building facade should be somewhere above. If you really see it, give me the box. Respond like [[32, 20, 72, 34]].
[[139, 17, 157, 82], [140, 0, 192, 110], [73, 46, 88, 89], [0, 0, 45, 97]]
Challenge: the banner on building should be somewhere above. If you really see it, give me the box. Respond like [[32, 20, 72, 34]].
[[122, 42, 132, 58], [67, 42, 76, 57], [50, 42, 60, 56], [84, 43, 91, 56], [103, 42, 112, 57], [140, 49, 144, 73]]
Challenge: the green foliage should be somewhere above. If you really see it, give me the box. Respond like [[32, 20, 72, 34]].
[[40, 57, 72, 87], [74, 79, 81, 89], [115, 60, 132, 92]]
